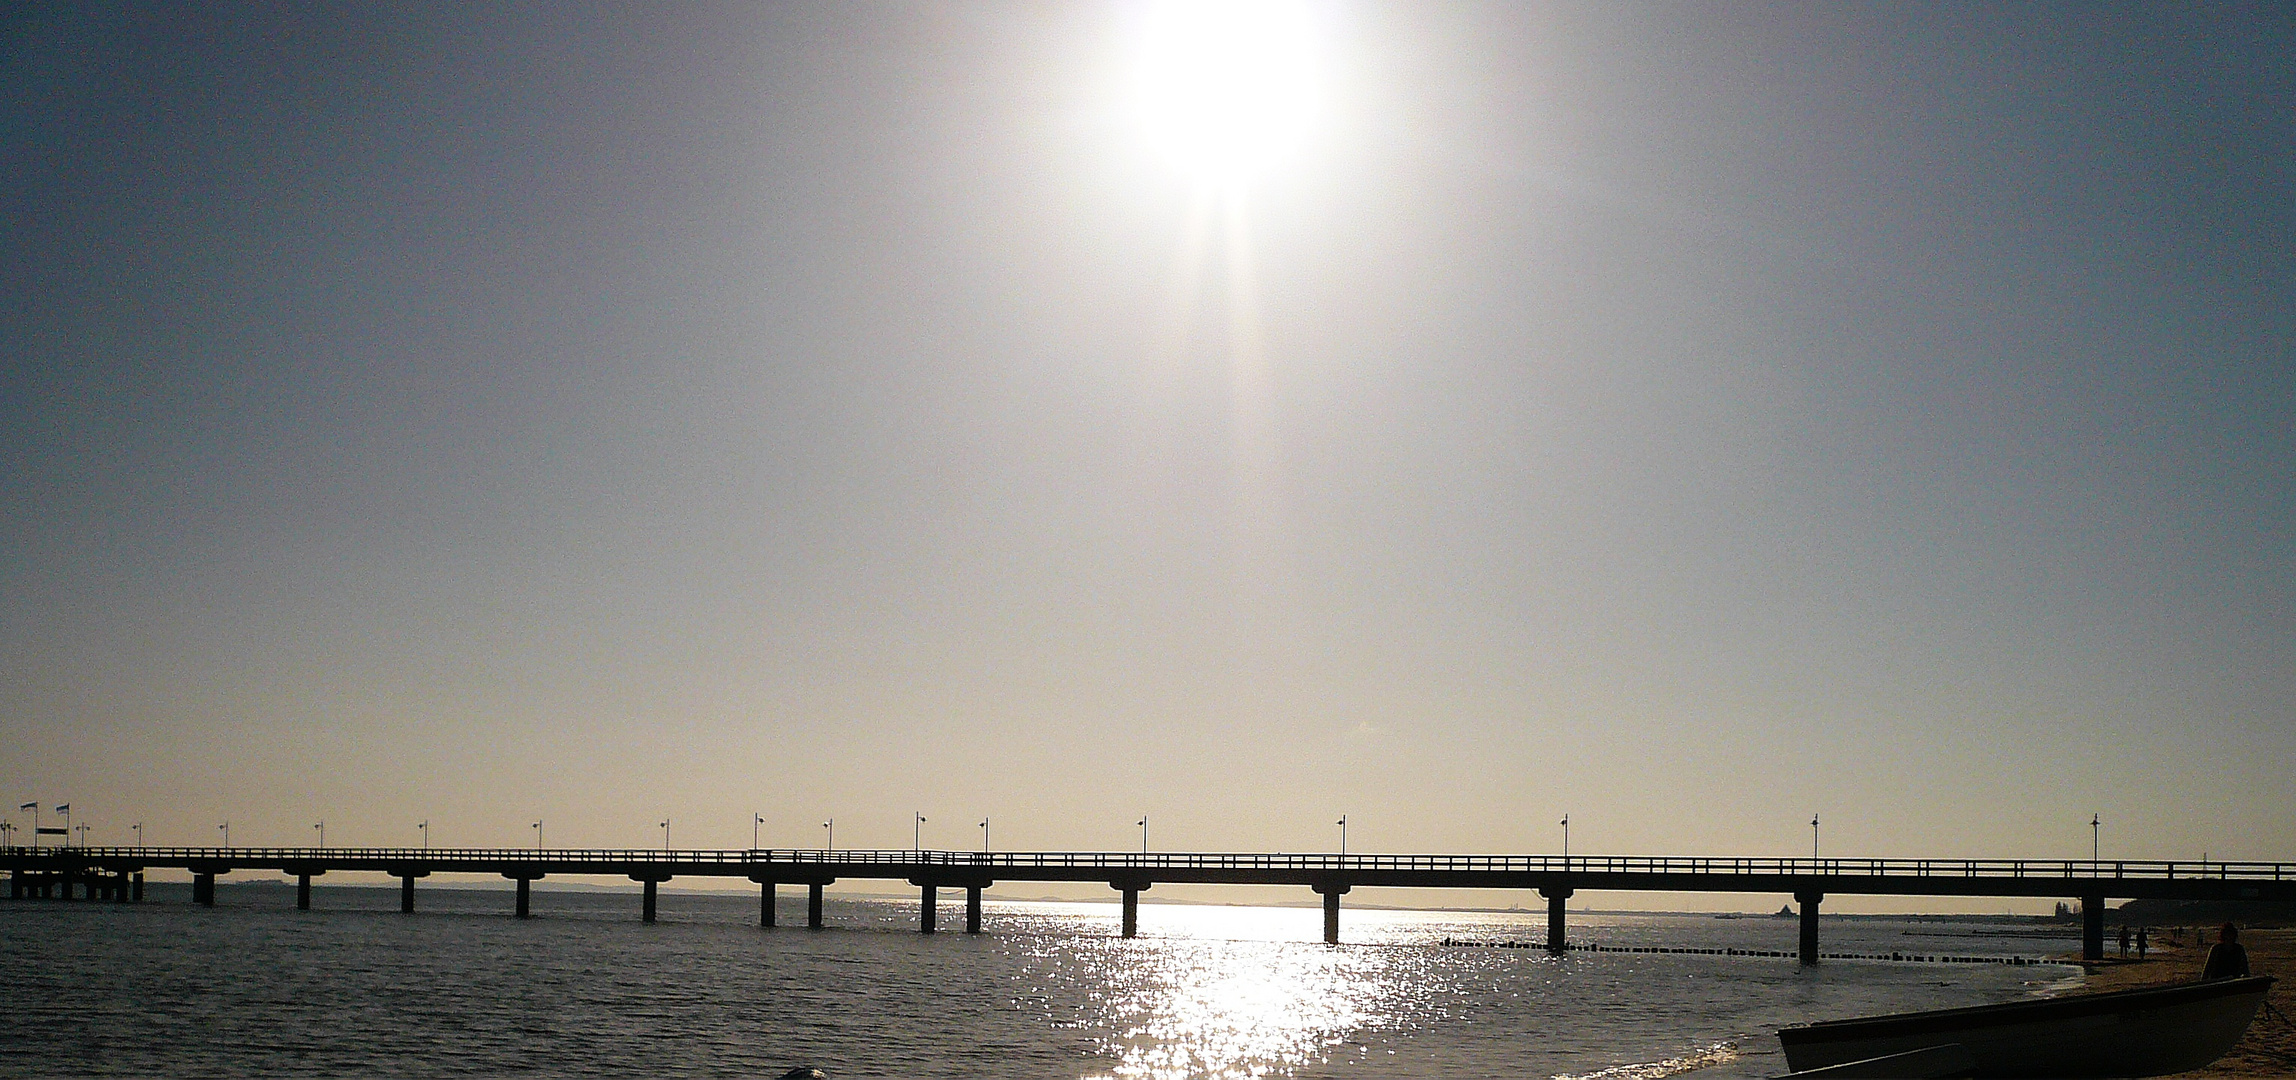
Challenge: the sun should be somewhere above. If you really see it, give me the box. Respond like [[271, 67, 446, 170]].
[[1130, 0, 1322, 189]]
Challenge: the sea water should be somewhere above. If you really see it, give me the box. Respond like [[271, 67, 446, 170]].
[[0, 884, 2081, 1078]]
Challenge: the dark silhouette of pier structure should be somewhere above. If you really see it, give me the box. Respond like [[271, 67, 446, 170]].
[[7, 846, 2290, 963]]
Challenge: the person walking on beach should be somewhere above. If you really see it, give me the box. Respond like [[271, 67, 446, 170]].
[[2135, 927, 2148, 960], [2201, 923, 2250, 980], [2118, 925, 2131, 958]]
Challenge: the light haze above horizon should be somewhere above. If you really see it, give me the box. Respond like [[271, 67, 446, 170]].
[[4, 2, 2291, 903]]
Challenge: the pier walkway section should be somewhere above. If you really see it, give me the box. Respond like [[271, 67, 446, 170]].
[[7, 846, 2291, 963]]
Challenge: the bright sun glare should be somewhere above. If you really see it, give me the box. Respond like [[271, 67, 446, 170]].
[[1131, 0, 1321, 188]]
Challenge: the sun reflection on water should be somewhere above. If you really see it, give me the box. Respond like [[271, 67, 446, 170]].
[[1068, 906, 1399, 1080]]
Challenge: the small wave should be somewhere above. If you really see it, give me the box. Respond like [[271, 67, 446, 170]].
[[1552, 1041, 1739, 1080]]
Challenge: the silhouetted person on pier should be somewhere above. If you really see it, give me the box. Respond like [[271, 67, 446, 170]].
[[2119, 925, 2131, 958], [2135, 926, 2148, 960], [2201, 923, 2249, 980]]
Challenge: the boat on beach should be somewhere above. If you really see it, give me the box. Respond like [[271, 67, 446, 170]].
[[1776, 975, 2274, 1078]]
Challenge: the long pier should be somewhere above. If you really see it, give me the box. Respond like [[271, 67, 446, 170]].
[[7, 846, 2290, 963]]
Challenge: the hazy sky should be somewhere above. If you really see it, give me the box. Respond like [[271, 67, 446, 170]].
[[4, 3, 2291, 906]]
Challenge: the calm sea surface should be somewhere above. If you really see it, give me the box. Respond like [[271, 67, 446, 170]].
[[0, 884, 2084, 1078]]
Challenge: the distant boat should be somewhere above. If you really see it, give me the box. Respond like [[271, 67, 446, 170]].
[[1771, 904, 1796, 918], [1776, 975, 2273, 1078]]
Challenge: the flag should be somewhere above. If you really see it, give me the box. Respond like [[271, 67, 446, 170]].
[[35, 827, 65, 836], [54, 804, 68, 813], [16, 802, 32, 811]]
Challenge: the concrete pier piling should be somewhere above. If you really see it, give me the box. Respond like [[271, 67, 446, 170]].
[[918, 883, 937, 934], [2081, 895, 2105, 962], [1541, 886, 1573, 951], [504, 872, 542, 919], [401, 874, 415, 912], [965, 885, 983, 934], [629, 877, 665, 919], [1315, 883, 1349, 944], [807, 882, 825, 928], [1121, 888, 1140, 938], [1797, 891, 1823, 965], [297, 873, 312, 910], [131, 872, 144, 902], [757, 881, 776, 927], [193, 872, 216, 906]]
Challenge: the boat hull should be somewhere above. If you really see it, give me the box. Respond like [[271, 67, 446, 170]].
[[1777, 976, 2273, 1078]]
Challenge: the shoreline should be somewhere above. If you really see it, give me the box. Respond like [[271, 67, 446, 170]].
[[2070, 927, 2294, 1077]]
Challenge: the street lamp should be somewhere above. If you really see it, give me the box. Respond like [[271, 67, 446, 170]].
[[1560, 814, 1570, 861], [1138, 815, 1148, 855], [0, 821, 13, 849], [823, 819, 833, 852], [914, 812, 926, 854], [314, 821, 325, 849], [218, 821, 230, 849], [74, 823, 89, 846], [419, 820, 429, 849], [133, 822, 143, 848], [1811, 814, 1820, 862], [1337, 815, 1348, 859], [753, 813, 764, 851], [532, 819, 542, 850], [660, 818, 671, 851], [980, 816, 990, 852], [2091, 814, 2100, 865]]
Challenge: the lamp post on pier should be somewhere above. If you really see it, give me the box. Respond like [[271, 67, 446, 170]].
[[2091, 814, 2100, 865], [914, 812, 926, 854], [1561, 814, 1569, 861], [418, 820, 429, 849], [74, 823, 88, 846], [218, 821, 229, 849], [314, 821, 324, 849], [660, 818, 671, 851], [1811, 814, 1820, 862], [532, 819, 542, 850], [822, 819, 833, 852], [753, 813, 764, 851], [133, 822, 143, 848], [980, 817, 990, 852], [1337, 815, 1348, 859]]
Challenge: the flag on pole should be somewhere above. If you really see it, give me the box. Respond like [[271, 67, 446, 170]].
[[55, 804, 69, 813], [16, 802, 33, 811]]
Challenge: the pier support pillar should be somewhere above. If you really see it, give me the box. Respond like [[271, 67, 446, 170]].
[[1122, 889, 1140, 938], [516, 878, 532, 919], [808, 882, 825, 928], [1314, 883, 1350, 944], [760, 882, 776, 927], [1541, 887, 1573, 951], [297, 873, 312, 910], [2081, 896, 2105, 962], [919, 884, 937, 934], [643, 880, 659, 923], [966, 886, 983, 934], [132, 872, 144, 902], [194, 873, 216, 907], [1796, 891, 1823, 965], [10, 870, 21, 900], [114, 872, 131, 903], [401, 875, 416, 912]]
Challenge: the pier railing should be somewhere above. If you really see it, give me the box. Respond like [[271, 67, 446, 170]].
[[1, 846, 2288, 881]]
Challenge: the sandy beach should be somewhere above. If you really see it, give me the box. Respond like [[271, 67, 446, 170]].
[[2072, 926, 2296, 1077]]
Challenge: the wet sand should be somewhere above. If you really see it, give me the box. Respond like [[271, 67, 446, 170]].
[[2073, 926, 2296, 1077]]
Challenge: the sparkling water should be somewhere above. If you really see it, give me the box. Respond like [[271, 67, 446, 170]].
[[0, 884, 2081, 1078]]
